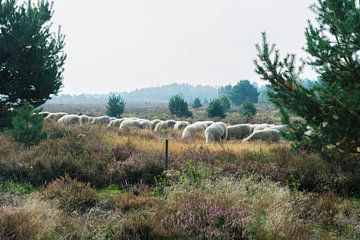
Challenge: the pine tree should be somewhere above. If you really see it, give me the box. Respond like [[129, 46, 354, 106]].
[[169, 95, 192, 117], [230, 80, 259, 106], [219, 95, 231, 111], [254, 0, 360, 155], [106, 95, 125, 118], [0, 0, 66, 128], [8, 101, 45, 147], [192, 98, 202, 109], [239, 101, 257, 118], [207, 99, 226, 118]]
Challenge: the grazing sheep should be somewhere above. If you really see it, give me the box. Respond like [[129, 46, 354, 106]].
[[45, 112, 67, 122], [270, 125, 289, 132], [120, 119, 142, 129], [91, 116, 111, 125], [174, 121, 190, 131], [227, 124, 252, 140], [205, 122, 228, 144], [39, 111, 50, 117], [253, 123, 275, 132], [243, 129, 281, 143], [58, 115, 81, 126], [182, 121, 214, 139], [108, 118, 125, 128], [110, 117, 117, 121], [87, 117, 94, 123], [79, 115, 90, 125], [151, 119, 161, 130], [138, 119, 152, 130], [154, 120, 177, 132]]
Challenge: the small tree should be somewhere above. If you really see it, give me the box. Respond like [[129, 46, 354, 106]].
[[7, 102, 45, 147], [230, 80, 259, 106], [169, 95, 192, 117], [192, 98, 202, 109], [106, 95, 125, 118], [239, 101, 257, 118], [254, 0, 360, 155], [219, 95, 231, 111], [207, 99, 226, 118], [0, 0, 66, 128]]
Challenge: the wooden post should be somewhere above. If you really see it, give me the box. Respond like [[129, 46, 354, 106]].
[[164, 139, 169, 170]]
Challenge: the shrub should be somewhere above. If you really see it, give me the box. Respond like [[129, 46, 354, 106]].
[[7, 102, 46, 147], [169, 95, 192, 117], [192, 98, 202, 108], [207, 99, 226, 118], [41, 175, 99, 213], [239, 101, 257, 118], [106, 94, 125, 118], [219, 95, 231, 111]]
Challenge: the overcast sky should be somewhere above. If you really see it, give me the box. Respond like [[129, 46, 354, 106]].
[[50, 0, 316, 94]]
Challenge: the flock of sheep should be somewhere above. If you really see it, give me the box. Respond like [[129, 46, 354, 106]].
[[42, 112, 288, 144]]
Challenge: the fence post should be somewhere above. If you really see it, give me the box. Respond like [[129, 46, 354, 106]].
[[164, 139, 169, 171]]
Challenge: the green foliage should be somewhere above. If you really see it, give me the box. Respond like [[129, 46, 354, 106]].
[[7, 102, 45, 147], [106, 94, 125, 117], [219, 95, 231, 111], [229, 80, 259, 106], [0, 0, 66, 128], [207, 99, 226, 118], [169, 94, 192, 117], [192, 98, 202, 108], [254, 0, 360, 155], [239, 101, 257, 118], [0, 181, 36, 194]]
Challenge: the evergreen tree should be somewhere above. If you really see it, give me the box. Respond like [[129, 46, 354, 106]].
[[169, 95, 192, 117], [192, 98, 202, 108], [239, 101, 257, 118], [8, 101, 45, 147], [230, 80, 259, 106], [207, 99, 226, 118], [219, 95, 231, 111], [254, 0, 360, 155], [106, 95, 125, 118], [0, 0, 66, 128]]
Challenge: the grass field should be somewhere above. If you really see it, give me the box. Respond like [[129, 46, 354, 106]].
[[1, 113, 360, 239]]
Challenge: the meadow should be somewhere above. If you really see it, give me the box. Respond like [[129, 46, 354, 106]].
[[1, 106, 360, 239]]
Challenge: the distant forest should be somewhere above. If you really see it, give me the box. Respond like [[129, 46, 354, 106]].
[[46, 83, 219, 105]]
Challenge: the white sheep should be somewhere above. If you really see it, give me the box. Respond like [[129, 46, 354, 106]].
[[205, 122, 228, 144], [58, 114, 81, 126], [79, 115, 90, 125], [182, 121, 214, 139], [45, 112, 67, 122], [151, 119, 161, 130], [154, 120, 177, 132], [243, 129, 281, 143], [91, 116, 111, 125], [119, 118, 150, 130], [253, 123, 275, 132], [174, 121, 190, 131], [227, 124, 252, 140], [138, 119, 152, 130], [108, 118, 124, 128], [269, 124, 289, 132]]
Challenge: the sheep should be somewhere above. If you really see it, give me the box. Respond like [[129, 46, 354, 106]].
[[253, 123, 275, 132], [174, 121, 190, 131], [79, 115, 90, 125], [205, 122, 228, 144], [182, 121, 214, 139], [108, 118, 124, 128], [227, 124, 252, 140], [87, 116, 94, 123], [58, 114, 81, 126], [91, 116, 111, 125], [154, 120, 177, 132], [243, 129, 281, 143], [151, 119, 161, 130], [45, 112, 67, 122], [119, 118, 150, 130], [269, 124, 288, 132]]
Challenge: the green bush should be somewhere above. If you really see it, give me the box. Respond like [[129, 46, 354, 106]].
[[106, 94, 125, 118], [7, 102, 46, 147], [219, 95, 231, 111], [169, 95, 192, 117], [239, 101, 257, 118], [207, 99, 226, 118], [192, 98, 202, 108]]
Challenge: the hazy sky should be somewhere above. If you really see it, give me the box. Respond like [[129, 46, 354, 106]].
[[50, 0, 316, 94]]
